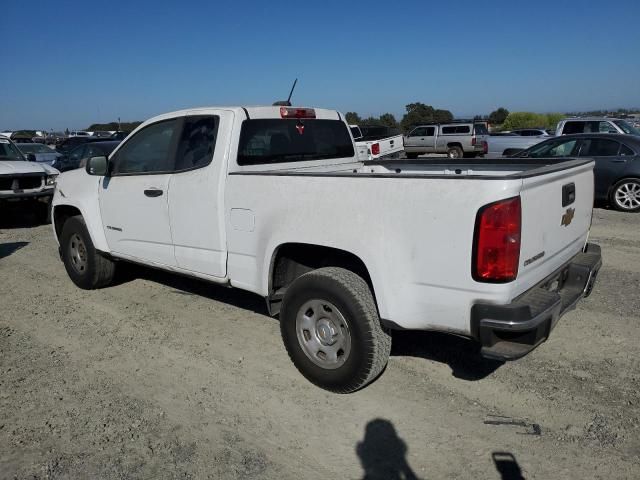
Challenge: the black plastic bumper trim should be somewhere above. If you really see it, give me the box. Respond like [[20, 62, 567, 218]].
[[471, 243, 602, 361]]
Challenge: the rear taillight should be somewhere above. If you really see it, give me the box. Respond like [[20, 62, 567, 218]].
[[483, 141, 488, 154], [473, 196, 521, 283], [371, 143, 380, 155], [472, 137, 477, 146]]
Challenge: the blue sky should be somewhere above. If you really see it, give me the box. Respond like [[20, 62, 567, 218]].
[[2, 0, 639, 130]]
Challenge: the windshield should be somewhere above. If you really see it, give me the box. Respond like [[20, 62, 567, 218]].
[[0, 139, 25, 160], [614, 120, 640, 135], [17, 144, 52, 154]]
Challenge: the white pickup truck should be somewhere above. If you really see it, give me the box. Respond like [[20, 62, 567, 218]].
[[51, 105, 602, 393], [349, 125, 404, 161]]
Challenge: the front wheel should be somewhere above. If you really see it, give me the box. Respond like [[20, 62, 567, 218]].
[[280, 267, 391, 393], [610, 178, 640, 212], [60, 215, 116, 289]]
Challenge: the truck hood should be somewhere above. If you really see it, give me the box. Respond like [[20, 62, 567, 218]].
[[0, 160, 59, 175]]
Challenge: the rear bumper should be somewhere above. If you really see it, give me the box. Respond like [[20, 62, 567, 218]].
[[471, 243, 602, 361]]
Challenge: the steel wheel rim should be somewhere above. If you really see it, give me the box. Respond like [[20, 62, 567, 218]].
[[448, 149, 460, 158], [69, 233, 88, 274], [295, 299, 351, 370], [614, 182, 640, 210]]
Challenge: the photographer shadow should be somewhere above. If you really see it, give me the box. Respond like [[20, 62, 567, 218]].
[[356, 419, 421, 480]]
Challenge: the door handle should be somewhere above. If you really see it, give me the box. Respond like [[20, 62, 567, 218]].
[[144, 188, 163, 197]]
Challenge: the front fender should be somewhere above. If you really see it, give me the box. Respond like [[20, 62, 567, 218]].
[[52, 170, 109, 252]]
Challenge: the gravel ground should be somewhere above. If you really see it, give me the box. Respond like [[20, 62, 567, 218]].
[[1, 205, 639, 479]]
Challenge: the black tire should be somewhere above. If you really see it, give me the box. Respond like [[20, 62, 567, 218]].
[[60, 215, 116, 289], [447, 146, 463, 158], [280, 267, 391, 393], [405, 152, 418, 159], [610, 178, 640, 212]]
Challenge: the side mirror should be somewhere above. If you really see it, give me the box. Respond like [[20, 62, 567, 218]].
[[26, 153, 37, 162], [86, 156, 109, 176]]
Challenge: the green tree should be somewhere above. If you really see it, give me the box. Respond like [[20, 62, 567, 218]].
[[433, 109, 453, 123], [544, 113, 566, 130], [400, 103, 453, 132], [345, 112, 362, 124], [489, 107, 509, 125], [502, 112, 548, 130], [361, 116, 380, 125], [378, 113, 398, 128]]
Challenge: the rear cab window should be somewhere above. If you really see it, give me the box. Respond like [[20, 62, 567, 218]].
[[473, 123, 489, 135], [237, 119, 354, 166]]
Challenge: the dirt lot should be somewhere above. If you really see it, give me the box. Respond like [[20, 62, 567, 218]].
[[1, 206, 639, 479]]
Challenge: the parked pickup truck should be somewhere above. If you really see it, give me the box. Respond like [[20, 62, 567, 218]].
[[404, 121, 489, 158], [349, 124, 404, 161], [51, 105, 602, 393], [486, 133, 547, 157], [1, 135, 58, 223]]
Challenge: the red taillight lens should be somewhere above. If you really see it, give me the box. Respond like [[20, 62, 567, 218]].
[[483, 141, 488, 154], [280, 107, 316, 119], [473, 196, 521, 283], [472, 137, 477, 146], [371, 143, 380, 155]]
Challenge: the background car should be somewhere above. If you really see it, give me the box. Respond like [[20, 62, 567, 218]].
[[15, 143, 63, 166], [509, 128, 550, 137], [55, 136, 105, 153], [514, 133, 640, 211], [53, 140, 120, 172], [555, 117, 640, 136]]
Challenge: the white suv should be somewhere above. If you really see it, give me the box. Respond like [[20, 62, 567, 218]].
[[556, 117, 640, 136]]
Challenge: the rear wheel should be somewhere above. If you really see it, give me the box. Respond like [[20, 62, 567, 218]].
[[280, 267, 391, 393], [611, 178, 640, 212], [61, 216, 116, 289], [447, 146, 463, 158]]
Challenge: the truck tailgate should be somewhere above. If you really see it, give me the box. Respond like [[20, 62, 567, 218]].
[[356, 135, 404, 160], [515, 160, 595, 295]]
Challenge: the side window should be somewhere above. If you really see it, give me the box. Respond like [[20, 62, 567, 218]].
[[174, 115, 219, 171], [425, 127, 435, 136], [85, 144, 102, 158], [583, 139, 621, 156], [547, 140, 578, 157], [598, 121, 618, 134], [441, 126, 455, 134], [620, 144, 635, 156], [409, 127, 427, 137], [112, 119, 180, 175], [69, 145, 86, 161], [562, 122, 584, 134]]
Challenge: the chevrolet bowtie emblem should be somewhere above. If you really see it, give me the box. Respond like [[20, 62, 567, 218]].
[[561, 207, 575, 227]]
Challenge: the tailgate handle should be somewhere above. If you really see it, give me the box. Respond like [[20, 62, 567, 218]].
[[562, 183, 575, 207]]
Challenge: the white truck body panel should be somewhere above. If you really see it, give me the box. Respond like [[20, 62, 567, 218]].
[[486, 135, 545, 157]]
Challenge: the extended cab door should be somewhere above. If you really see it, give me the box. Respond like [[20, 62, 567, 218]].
[[404, 127, 434, 152], [99, 118, 181, 266], [167, 111, 231, 278]]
